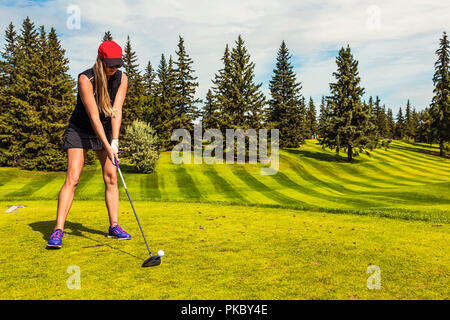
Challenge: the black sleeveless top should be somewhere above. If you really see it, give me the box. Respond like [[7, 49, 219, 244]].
[[69, 67, 122, 135]]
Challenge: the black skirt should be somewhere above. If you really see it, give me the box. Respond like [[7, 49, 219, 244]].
[[62, 121, 112, 151]]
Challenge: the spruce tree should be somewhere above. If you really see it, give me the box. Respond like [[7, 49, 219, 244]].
[[386, 108, 395, 139], [201, 89, 221, 130], [266, 40, 305, 148], [143, 60, 157, 96], [395, 107, 404, 139], [1, 18, 75, 170], [0, 22, 18, 162], [173, 36, 201, 134], [227, 35, 265, 130], [318, 95, 330, 138], [122, 35, 145, 133], [430, 31, 450, 156], [320, 45, 374, 161], [211, 44, 233, 132], [102, 31, 113, 41], [142, 54, 178, 150], [306, 97, 317, 138], [404, 99, 415, 140]]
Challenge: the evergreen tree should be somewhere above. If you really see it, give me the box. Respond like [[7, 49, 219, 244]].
[[395, 107, 404, 139], [227, 35, 266, 130], [1, 18, 75, 170], [173, 35, 201, 134], [266, 40, 305, 147], [306, 97, 318, 138], [201, 89, 221, 130], [386, 108, 395, 139], [143, 60, 157, 96], [373, 96, 387, 137], [318, 95, 330, 137], [211, 44, 233, 131], [0, 22, 18, 160], [430, 31, 450, 156], [320, 45, 374, 162], [3, 17, 41, 168], [141, 54, 178, 150], [102, 31, 113, 41], [122, 35, 145, 133], [404, 99, 416, 140]]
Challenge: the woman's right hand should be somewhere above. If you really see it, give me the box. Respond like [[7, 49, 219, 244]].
[[107, 146, 119, 167]]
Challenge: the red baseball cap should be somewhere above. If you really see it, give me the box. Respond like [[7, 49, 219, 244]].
[[98, 40, 124, 67]]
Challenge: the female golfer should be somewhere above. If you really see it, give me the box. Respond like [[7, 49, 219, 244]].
[[47, 40, 130, 248]]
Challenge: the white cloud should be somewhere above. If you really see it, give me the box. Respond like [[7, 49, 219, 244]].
[[0, 0, 449, 114]]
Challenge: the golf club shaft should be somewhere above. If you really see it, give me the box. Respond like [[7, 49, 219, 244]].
[[115, 160, 153, 257]]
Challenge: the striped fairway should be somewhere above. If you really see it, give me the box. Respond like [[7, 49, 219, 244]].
[[0, 140, 449, 222]]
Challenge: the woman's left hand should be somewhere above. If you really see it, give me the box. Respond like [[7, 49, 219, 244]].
[[111, 139, 119, 154]]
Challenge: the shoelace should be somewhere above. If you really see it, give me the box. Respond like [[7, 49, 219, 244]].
[[50, 230, 63, 240], [112, 224, 126, 235]]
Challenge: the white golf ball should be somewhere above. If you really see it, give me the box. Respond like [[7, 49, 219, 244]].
[[158, 250, 165, 257]]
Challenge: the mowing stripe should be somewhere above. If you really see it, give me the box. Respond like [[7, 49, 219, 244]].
[[174, 165, 202, 200], [3, 174, 59, 199], [230, 165, 302, 206], [202, 165, 248, 203], [140, 171, 161, 200]]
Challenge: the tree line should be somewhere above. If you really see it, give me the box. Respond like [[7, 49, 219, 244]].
[[0, 17, 448, 170]]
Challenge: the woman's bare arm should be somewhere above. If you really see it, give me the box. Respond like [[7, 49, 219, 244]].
[[111, 72, 128, 139]]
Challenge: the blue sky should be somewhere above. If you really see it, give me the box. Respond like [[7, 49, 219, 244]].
[[1, 0, 449, 115]]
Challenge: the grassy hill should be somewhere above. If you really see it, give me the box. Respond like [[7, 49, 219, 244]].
[[1, 140, 449, 222], [0, 140, 448, 299]]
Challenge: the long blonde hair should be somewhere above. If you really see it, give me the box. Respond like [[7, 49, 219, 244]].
[[92, 56, 116, 118]]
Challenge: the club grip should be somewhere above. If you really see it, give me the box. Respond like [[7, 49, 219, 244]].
[[114, 157, 119, 168]]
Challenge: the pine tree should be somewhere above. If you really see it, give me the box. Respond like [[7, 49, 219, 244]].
[[0, 22, 18, 162], [306, 97, 317, 138], [143, 60, 157, 96], [430, 31, 450, 156], [386, 108, 395, 139], [266, 40, 305, 148], [1, 18, 75, 170], [373, 96, 387, 137], [141, 54, 178, 150], [211, 44, 233, 132], [318, 95, 330, 138], [102, 31, 113, 41], [227, 35, 266, 130], [395, 107, 404, 139], [173, 36, 201, 134], [4, 17, 41, 168], [404, 99, 415, 140], [202, 89, 221, 130], [122, 35, 145, 133], [320, 45, 374, 162]]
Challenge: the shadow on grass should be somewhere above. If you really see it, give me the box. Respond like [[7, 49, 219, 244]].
[[392, 143, 445, 158], [29, 220, 142, 260], [117, 162, 140, 173], [283, 148, 362, 163]]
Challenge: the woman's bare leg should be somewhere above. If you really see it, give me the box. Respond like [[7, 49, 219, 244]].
[[54, 148, 87, 230], [95, 149, 119, 227]]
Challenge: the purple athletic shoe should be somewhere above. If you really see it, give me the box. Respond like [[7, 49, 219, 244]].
[[47, 229, 63, 248], [108, 224, 131, 240]]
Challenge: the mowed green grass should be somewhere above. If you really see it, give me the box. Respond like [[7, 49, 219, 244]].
[[0, 200, 448, 299], [0, 140, 449, 299], [1, 140, 449, 222]]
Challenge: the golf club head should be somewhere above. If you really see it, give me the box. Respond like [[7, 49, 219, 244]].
[[142, 255, 162, 267]]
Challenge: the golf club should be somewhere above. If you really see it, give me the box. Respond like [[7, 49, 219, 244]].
[[114, 157, 164, 267]]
